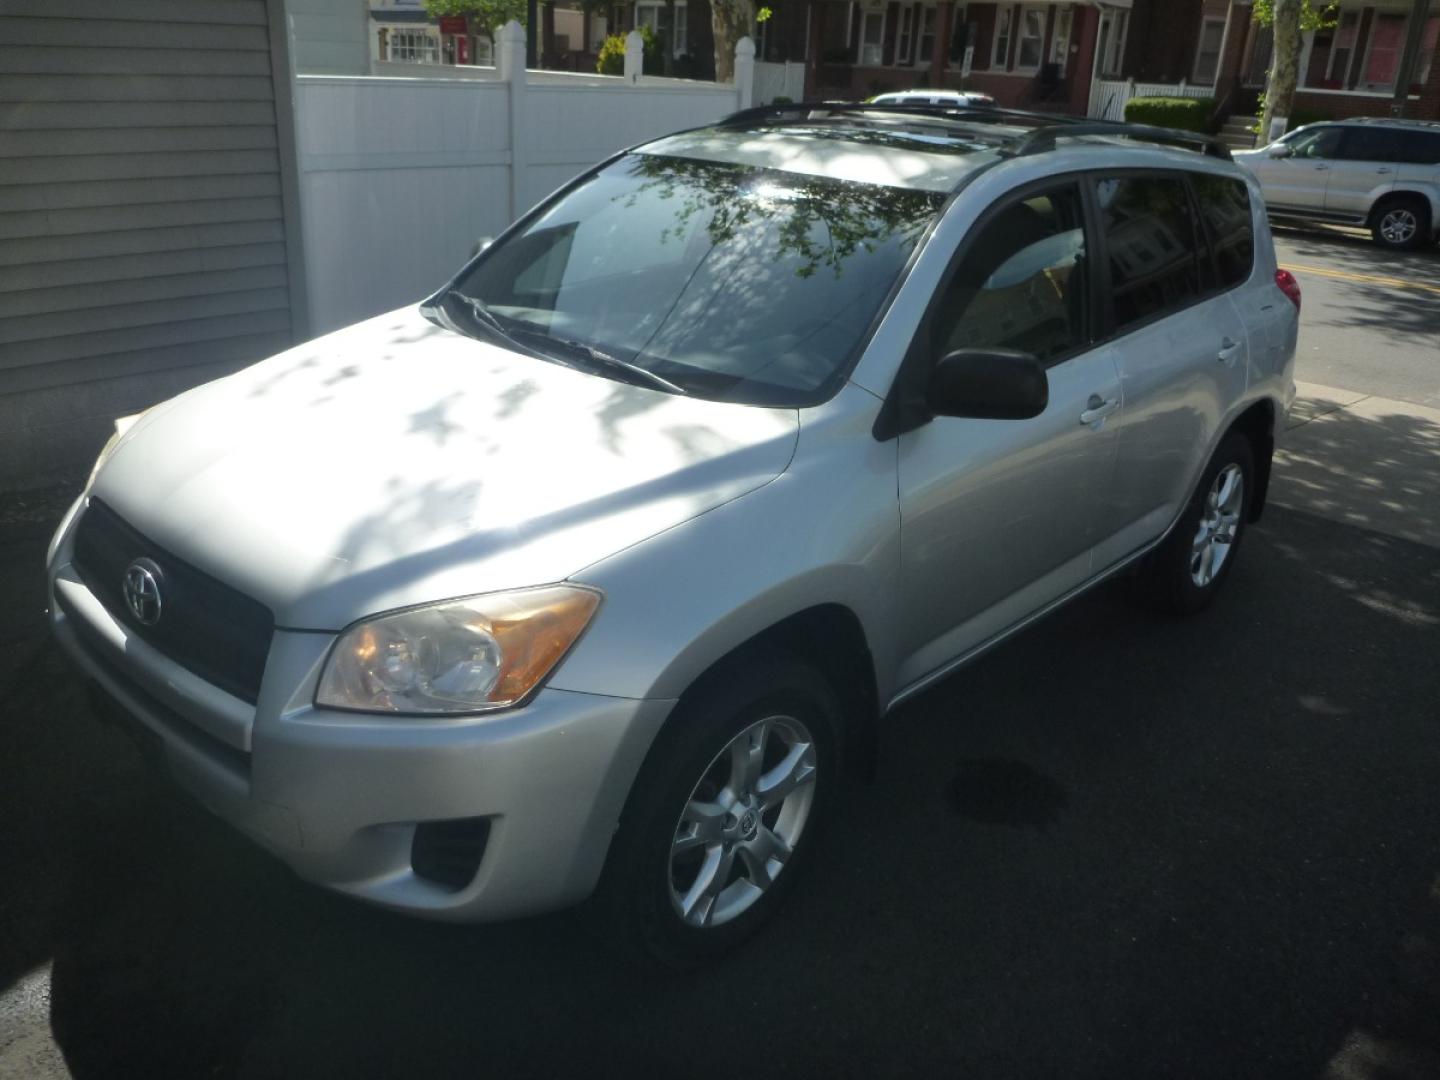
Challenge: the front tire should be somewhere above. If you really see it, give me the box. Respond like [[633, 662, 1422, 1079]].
[[1371, 196, 1430, 251], [596, 658, 842, 969], [1140, 431, 1254, 615]]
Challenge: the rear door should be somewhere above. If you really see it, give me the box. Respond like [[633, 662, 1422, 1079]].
[[1324, 126, 1400, 219], [1088, 171, 1250, 570]]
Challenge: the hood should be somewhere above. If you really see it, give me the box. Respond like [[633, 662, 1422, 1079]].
[[91, 307, 798, 629]]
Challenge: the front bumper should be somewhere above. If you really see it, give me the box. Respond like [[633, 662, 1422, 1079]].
[[47, 509, 673, 922]]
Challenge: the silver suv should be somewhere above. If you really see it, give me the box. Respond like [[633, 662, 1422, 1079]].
[[1234, 117, 1440, 250], [47, 106, 1298, 967]]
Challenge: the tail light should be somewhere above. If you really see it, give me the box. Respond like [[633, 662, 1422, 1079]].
[[1275, 268, 1302, 312]]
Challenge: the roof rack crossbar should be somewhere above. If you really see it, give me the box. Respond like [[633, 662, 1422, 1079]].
[[717, 101, 1234, 160]]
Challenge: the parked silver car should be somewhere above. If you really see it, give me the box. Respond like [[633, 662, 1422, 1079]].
[[1233, 117, 1440, 250], [47, 106, 1298, 967]]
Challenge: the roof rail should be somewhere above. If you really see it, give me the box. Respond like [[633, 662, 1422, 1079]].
[[716, 101, 1234, 160], [1349, 116, 1440, 129], [717, 100, 1096, 130], [1012, 121, 1234, 160]]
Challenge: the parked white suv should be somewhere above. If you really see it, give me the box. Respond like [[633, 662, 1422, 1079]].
[[48, 106, 1298, 967], [1234, 117, 1440, 250]]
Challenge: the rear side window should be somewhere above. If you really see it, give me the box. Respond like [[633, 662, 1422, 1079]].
[[1191, 174, 1255, 289], [1095, 174, 1205, 333]]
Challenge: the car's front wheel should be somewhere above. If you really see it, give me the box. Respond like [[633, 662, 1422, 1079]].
[[597, 658, 841, 969], [1371, 196, 1431, 251]]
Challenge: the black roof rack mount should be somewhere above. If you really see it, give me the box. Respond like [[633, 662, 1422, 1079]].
[[717, 101, 1234, 161]]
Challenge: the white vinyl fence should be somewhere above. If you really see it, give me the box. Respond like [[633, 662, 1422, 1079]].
[[295, 24, 755, 334], [753, 60, 805, 105], [1089, 78, 1216, 122]]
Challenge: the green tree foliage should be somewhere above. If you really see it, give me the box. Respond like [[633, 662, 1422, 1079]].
[[596, 25, 661, 75], [1252, 0, 1339, 32], [423, 0, 527, 43]]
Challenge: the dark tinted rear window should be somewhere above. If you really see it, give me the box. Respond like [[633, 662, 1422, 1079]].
[[1095, 174, 1205, 333], [1191, 175, 1255, 289], [1399, 130, 1440, 164]]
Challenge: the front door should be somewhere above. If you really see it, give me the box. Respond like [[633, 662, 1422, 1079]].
[[1255, 125, 1342, 212], [895, 181, 1121, 690]]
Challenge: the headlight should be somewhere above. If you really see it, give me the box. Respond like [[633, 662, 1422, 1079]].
[[316, 586, 601, 715]]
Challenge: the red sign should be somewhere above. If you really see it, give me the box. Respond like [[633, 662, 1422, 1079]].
[[438, 15, 467, 34]]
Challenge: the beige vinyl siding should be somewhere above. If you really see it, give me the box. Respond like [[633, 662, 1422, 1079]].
[[0, 0, 303, 486]]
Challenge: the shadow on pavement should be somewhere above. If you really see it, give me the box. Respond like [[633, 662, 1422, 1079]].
[[1274, 391, 1440, 548], [2, 497, 1439, 1077], [1272, 224, 1440, 281]]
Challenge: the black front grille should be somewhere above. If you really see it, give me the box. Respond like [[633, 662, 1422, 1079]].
[[70, 499, 274, 704]]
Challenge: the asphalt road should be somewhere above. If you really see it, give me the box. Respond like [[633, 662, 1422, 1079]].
[[1273, 224, 1440, 408], [2, 228, 1439, 1080]]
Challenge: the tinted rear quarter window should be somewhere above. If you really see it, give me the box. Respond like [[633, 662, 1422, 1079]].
[[1095, 174, 1206, 333], [1399, 130, 1440, 165], [1191, 174, 1255, 289]]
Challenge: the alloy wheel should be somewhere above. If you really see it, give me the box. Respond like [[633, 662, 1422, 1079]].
[[1190, 463, 1244, 588], [1380, 208, 1418, 246], [668, 714, 818, 928]]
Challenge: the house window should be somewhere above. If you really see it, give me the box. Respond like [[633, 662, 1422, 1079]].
[[387, 28, 439, 63], [919, 5, 937, 63], [1244, 22, 1273, 85], [992, 5, 1013, 68], [1015, 5, 1046, 71], [1097, 9, 1128, 77], [948, 7, 971, 66], [1418, 15, 1440, 84], [859, 8, 885, 65], [1327, 10, 1359, 85], [897, 4, 916, 65], [1049, 8, 1072, 75], [1193, 17, 1225, 84], [1360, 12, 1406, 90], [635, 1, 688, 56]]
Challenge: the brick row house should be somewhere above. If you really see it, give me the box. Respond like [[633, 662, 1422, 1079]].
[[781, 0, 1440, 123]]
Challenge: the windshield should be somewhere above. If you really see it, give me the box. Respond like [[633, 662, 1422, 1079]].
[[443, 153, 944, 406]]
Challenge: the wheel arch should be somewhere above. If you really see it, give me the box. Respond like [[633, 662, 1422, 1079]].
[[1226, 397, 1277, 522], [1370, 188, 1437, 229]]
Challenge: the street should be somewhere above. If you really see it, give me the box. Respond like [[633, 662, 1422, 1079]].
[[2, 226, 1438, 1080]]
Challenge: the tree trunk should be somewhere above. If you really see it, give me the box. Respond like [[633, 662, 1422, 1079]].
[[711, 0, 752, 82], [1260, 0, 1302, 143]]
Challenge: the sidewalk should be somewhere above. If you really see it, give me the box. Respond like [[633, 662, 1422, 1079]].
[[1271, 381, 1440, 550]]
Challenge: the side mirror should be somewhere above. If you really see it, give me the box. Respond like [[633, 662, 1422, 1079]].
[[1269, 143, 1294, 158], [927, 349, 1048, 421]]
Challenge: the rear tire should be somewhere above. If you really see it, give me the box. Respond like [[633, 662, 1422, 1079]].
[[595, 658, 842, 970], [1371, 196, 1430, 251], [1139, 431, 1254, 616]]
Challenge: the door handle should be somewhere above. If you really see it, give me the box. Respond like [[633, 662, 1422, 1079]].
[[1314, 165, 1329, 171], [1079, 394, 1118, 425], [1218, 336, 1242, 364], [1377, 167, 1392, 175]]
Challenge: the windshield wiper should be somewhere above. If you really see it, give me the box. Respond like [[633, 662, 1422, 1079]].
[[506, 327, 688, 396], [446, 292, 520, 344]]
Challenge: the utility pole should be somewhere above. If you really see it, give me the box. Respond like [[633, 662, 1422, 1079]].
[[1391, 0, 1432, 117]]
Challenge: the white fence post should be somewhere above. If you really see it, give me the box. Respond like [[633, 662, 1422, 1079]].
[[498, 20, 527, 221], [735, 36, 755, 109], [624, 30, 644, 82]]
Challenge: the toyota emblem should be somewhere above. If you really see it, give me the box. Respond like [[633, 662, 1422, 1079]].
[[123, 558, 164, 626]]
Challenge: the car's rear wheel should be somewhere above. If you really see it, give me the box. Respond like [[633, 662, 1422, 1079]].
[[1139, 431, 1254, 615], [1371, 196, 1430, 251], [596, 658, 841, 969]]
